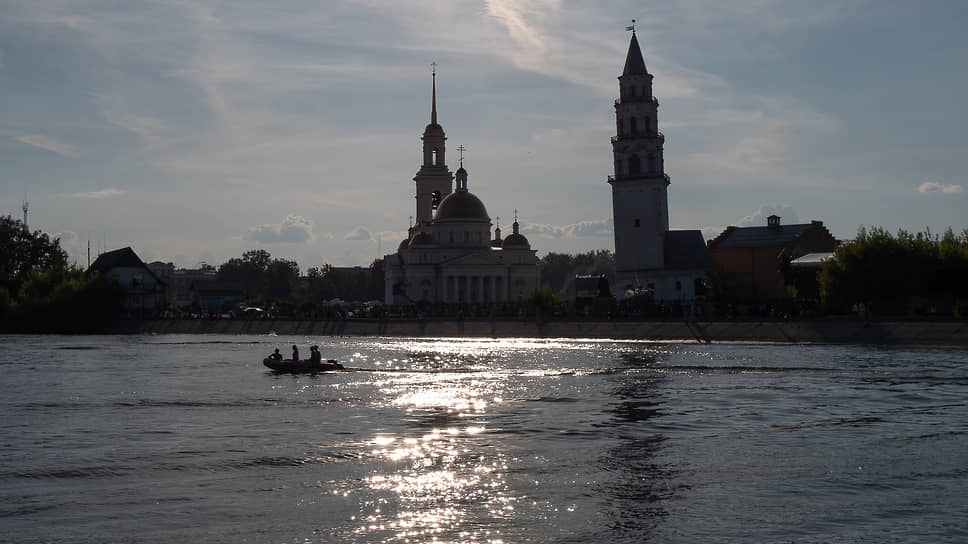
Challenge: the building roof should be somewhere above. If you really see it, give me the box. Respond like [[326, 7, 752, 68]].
[[790, 252, 836, 268], [434, 190, 489, 221], [191, 279, 244, 294], [623, 32, 649, 76], [89, 246, 147, 272], [707, 220, 833, 250], [664, 230, 711, 270], [89, 246, 166, 286]]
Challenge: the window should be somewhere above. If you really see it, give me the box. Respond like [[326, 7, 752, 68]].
[[648, 154, 657, 172], [628, 155, 641, 175], [634, 218, 640, 228], [449, 230, 454, 243], [432, 148, 439, 165], [675, 280, 682, 291], [629, 117, 637, 134], [644, 116, 650, 134]]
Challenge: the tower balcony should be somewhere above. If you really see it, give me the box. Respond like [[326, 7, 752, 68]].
[[608, 173, 670, 184], [614, 96, 658, 107], [610, 131, 664, 144]]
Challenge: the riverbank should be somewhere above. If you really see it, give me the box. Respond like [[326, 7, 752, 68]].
[[139, 318, 968, 345]]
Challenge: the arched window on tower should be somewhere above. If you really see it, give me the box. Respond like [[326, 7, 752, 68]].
[[644, 116, 651, 134], [647, 154, 657, 173], [628, 155, 641, 175], [629, 117, 638, 135], [432, 148, 440, 166]]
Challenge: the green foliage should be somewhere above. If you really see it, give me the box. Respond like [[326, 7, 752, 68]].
[[0, 215, 69, 296], [217, 249, 300, 302], [539, 250, 615, 298], [526, 284, 561, 320], [820, 226, 968, 313], [2, 269, 123, 332]]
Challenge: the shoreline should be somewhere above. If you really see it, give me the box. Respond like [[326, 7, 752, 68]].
[[137, 318, 968, 346]]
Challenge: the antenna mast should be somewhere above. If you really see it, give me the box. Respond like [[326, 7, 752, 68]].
[[22, 194, 29, 229]]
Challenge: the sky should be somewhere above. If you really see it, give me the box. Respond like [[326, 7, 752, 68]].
[[2, 0, 966, 271]]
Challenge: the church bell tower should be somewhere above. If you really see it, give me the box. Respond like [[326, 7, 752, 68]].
[[609, 24, 669, 274], [413, 64, 454, 230]]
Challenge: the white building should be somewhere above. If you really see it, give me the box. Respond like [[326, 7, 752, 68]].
[[384, 70, 540, 306], [608, 29, 710, 301]]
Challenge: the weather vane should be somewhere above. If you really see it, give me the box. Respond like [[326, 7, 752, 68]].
[[626, 19, 636, 33]]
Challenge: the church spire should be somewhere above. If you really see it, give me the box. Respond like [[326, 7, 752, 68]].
[[431, 61, 438, 125], [623, 25, 649, 76]]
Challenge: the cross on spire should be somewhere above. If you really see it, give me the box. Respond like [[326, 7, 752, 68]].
[[457, 144, 466, 167], [514, 209, 519, 223]]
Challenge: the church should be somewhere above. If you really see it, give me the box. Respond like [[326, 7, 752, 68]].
[[383, 70, 540, 306], [608, 27, 710, 302]]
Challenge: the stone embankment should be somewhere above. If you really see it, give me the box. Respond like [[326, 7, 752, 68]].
[[141, 319, 968, 345]]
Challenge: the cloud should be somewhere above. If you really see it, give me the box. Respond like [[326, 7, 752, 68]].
[[919, 182, 963, 195], [735, 204, 800, 227], [58, 188, 126, 199], [16, 134, 81, 157], [344, 226, 372, 241], [521, 218, 612, 238], [244, 215, 315, 244]]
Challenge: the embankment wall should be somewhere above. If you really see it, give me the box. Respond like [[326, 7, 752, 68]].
[[140, 319, 968, 345]]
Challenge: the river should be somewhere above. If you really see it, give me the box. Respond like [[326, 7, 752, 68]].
[[1, 334, 966, 543]]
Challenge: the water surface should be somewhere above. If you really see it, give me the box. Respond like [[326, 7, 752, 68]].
[[1, 335, 966, 542]]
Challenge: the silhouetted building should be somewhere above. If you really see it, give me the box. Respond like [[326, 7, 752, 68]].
[[707, 215, 838, 301], [608, 29, 710, 301], [89, 247, 165, 312], [384, 69, 540, 305]]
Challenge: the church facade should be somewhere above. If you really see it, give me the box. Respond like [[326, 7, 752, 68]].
[[608, 29, 710, 302], [383, 71, 540, 306]]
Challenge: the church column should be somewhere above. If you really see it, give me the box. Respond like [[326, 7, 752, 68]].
[[465, 276, 472, 303]]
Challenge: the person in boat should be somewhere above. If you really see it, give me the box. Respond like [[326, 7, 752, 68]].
[[291, 345, 300, 362], [268, 348, 283, 361], [309, 345, 322, 366]]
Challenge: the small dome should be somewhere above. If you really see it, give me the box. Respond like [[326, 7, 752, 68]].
[[409, 231, 434, 247], [424, 123, 445, 136], [503, 220, 530, 248], [502, 232, 530, 248], [435, 191, 489, 221], [397, 238, 410, 252]]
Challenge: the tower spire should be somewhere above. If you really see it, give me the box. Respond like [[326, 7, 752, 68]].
[[431, 61, 438, 125]]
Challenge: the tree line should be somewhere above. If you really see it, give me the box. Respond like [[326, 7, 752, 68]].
[[0, 215, 122, 332], [819, 227, 968, 316]]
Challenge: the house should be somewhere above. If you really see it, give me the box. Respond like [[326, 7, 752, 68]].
[[89, 247, 165, 314], [191, 280, 245, 313], [707, 215, 838, 302]]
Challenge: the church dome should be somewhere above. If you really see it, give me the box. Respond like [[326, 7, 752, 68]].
[[502, 232, 530, 248], [408, 231, 434, 247], [397, 238, 411, 252], [502, 221, 530, 248], [435, 190, 489, 222]]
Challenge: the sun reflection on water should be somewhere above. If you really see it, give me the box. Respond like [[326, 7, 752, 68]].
[[351, 349, 518, 543]]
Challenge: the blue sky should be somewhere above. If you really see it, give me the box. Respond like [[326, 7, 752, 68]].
[[2, 1, 966, 271]]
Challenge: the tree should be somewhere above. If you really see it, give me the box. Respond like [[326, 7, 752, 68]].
[[820, 226, 968, 314], [0, 215, 69, 296]]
